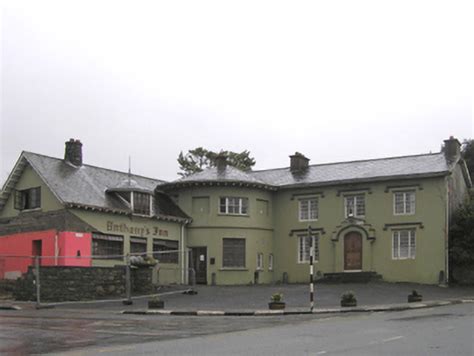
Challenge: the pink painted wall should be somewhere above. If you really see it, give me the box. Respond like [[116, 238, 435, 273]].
[[0, 230, 92, 279], [57, 231, 91, 267]]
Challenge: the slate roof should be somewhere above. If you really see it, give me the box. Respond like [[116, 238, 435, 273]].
[[161, 152, 452, 190], [250, 153, 451, 188], [0, 152, 190, 222]]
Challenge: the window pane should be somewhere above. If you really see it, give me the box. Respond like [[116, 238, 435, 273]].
[[346, 196, 355, 217], [219, 197, 227, 213], [133, 192, 151, 215], [223, 238, 245, 267], [356, 195, 365, 216], [399, 230, 409, 258], [92, 233, 123, 259], [153, 239, 179, 264], [310, 199, 318, 219], [130, 237, 147, 255], [394, 193, 404, 214], [241, 198, 248, 214], [406, 192, 415, 214], [409, 230, 416, 258], [392, 232, 399, 259]]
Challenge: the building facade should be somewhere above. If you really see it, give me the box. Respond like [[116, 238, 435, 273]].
[[0, 138, 471, 285], [0, 140, 189, 282]]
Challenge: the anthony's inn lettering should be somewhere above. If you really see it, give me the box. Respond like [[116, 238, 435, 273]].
[[106, 221, 168, 237]]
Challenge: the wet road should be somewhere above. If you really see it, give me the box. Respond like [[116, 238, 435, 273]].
[[0, 299, 472, 355], [61, 303, 474, 355], [0, 307, 317, 354]]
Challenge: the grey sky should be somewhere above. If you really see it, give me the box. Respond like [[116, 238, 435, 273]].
[[1, 1, 472, 185]]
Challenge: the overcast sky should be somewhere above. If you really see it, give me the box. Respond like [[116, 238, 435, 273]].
[[1, 1, 472, 185]]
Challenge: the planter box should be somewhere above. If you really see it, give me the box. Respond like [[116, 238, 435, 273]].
[[340, 300, 357, 307], [408, 295, 423, 303], [268, 302, 286, 310], [148, 300, 165, 309]]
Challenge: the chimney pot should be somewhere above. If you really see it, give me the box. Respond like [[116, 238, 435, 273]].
[[290, 152, 309, 173], [443, 137, 461, 164], [64, 139, 83, 166], [215, 153, 227, 173]]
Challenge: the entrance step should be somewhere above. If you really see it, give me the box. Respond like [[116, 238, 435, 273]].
[[319, 272, 382, 284]]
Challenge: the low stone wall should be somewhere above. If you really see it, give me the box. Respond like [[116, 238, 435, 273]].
[[14, 265, 154, 302]]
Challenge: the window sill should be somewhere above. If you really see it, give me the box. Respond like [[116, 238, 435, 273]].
[[393, 213, 415, 216], [218, 214, 250, 217], [298, 219, 318, 222], [297, 261, 319, 264], [19, 208, 42, 213], [219, 268, 248, 271], [132, 213, 154, 218]]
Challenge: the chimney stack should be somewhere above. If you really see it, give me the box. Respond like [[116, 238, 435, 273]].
[[443, 136, 461, 164], [290, 152, 309, 173], [215, 152, 227, 173], [64, 139, 83, 166]]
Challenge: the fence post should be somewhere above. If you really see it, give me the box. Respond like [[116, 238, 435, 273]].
[[124, 254, 132, 305], [35, 256, 41, 308]]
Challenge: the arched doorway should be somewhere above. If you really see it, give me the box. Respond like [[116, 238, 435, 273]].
[[344, 232, 362, 271]]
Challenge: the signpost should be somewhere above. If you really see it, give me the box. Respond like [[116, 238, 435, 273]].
[[309, 225, 314, 311]]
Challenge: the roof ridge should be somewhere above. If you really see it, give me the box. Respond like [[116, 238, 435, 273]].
[[23, 151, 165, 183], [250, 152, 443, 174]]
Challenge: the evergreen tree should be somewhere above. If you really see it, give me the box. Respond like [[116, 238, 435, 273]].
[[177, 148, 255, 177]]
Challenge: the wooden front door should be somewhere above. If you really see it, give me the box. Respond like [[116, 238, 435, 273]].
[[189, 247, 207, 284], [344, 232, 362, 270]]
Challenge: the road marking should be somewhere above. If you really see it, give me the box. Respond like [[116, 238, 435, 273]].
[[315, 351, 327, 355], [99, 345, 136, 353], [382, 336, 404, 343]]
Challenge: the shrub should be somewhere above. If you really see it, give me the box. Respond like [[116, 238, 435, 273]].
[[271, 292, 283, 302]]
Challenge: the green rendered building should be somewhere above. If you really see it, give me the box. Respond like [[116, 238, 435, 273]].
[[0, 137, 471, 285]]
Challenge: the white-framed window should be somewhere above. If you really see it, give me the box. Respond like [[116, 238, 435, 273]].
[[115, 191, 153, 216], [392, 229, 416, 259], [219, 197, 249, 215], [393, 191, 415, 215], [257, 253, 264, 270], [345, 194, 365, 218], [297, 234, 319, 263], [299, 198, 318, 221], [268, 254, 273, 271]]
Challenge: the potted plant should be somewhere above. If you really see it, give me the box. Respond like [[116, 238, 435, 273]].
[[340, 290, 357, 307], [407, 290, 423, 303], [148, 296, 165, 309], [268, 292, 286, 310]]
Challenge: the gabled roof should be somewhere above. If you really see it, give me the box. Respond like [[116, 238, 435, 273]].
[[0, 152, 190, 222], [161, 152, 453, 190]]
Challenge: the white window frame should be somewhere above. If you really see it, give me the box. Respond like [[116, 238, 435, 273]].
[[219, 197, 249, 215], [298, 198, 318, 221], [392, 229, 416, 259], [344, 194, 365, 218], [393, 191, 415, 215], [257, 252, 264, 270], [268, 254, 273, 271], [297, 234, 319, 264]]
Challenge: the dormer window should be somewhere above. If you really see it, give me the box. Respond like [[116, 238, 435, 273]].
[[132, 192, 151, 216], [111, 189, 153, 216]]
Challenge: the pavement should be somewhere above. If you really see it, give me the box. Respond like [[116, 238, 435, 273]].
[[1, 281, 473, 316]]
